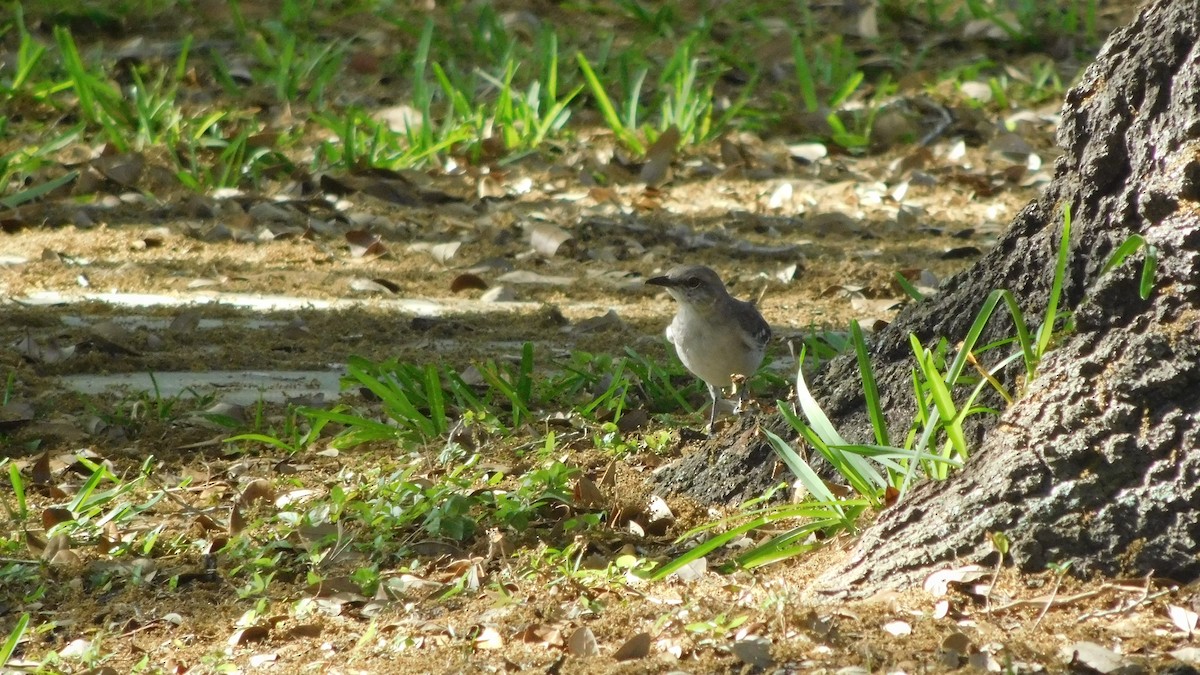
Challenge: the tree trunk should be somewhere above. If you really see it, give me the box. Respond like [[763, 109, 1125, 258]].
[[657, 0, 1200, 596], [811, 0, 1200, 595]]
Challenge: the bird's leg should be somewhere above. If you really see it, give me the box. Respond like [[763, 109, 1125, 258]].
[[707, 383, 721, 434]]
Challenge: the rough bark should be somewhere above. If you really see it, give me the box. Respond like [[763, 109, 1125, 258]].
[[812, 0, 1200, 595], [659, 0, 1200, 595]]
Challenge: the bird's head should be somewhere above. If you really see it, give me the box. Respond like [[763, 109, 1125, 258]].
[[645, 265, 730, 310]]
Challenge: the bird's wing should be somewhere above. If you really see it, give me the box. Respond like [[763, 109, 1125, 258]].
[[737, 302, 772, 350]]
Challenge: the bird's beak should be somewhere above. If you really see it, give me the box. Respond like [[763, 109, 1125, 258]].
[[645, 275, 674, 287]]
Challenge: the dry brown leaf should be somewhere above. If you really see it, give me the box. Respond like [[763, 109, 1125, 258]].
[[229, 503, 245, 535], [168, 310, 201, 335], [25, 531, 46, 557], [573, 476, 604, 508], [42, 507, 74, 529], [228, 625, 270, 648], [345, 230, 388, 258], [32, 452, 52, 485], [306, 576, 365, 598], [613, 632, 652, 661], [640, 125, 680, 186], [90, 320, 140, 356], [239, 478, 276, 508], [287, 624, 322, 638], [615, 408, 648, 433], [516, 623, 564, 647], [194, 514, 221, 532], [587, 186, 622, 205], [598, 461, 617, 489], [0, 401, 35, 431], [45, 535, 79, 565], [91, 152, 145, 188], [450, 273, 489, 293], [632, 187, 664, 210], [942, 631, 972, 655]]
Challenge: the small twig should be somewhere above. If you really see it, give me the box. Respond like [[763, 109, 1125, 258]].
[[1032, 570, 1067, 630], [144, 471, 209, 517], [1077, 589, 1171, 622], [992, 588, 1104, 613], [984, 531, 1010, 615], [1123, 570, 1156, 615]]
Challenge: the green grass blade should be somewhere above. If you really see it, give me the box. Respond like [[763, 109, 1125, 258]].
[[345, 360, 435, 437], [1038, 203, 1072, 359], [9, 463, 27, 520], [910, 334, 967, 458], [893, 272, 926, 302], [476, 362, 532, 426], [792, 38, 818, 113], [516, 342, 535, 409], [1099, 234, 1145, 276], [1140, 245, 1158, 299], [762, 427, 841, 506], [67, 463, 108, 514], [0, 170, 78, 209], [736, 519, 839, 568], [829, 71, 864, 108], [794, 351, 847, 446], [0, 613, 30, 664], [996, 290, 1037, 380], [851, 321, 890, 447], [576, 52, 644, 154], [425, 365, 447, 435], [224, 432, 299, 454]]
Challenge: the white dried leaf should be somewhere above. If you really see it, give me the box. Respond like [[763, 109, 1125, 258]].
[[732, 637, 773, 669], [767, 182, 793, 209], [1168, 604, 1199, 634], [527, 222, 574, 257], [567, 626, 598, 656], [923, 565, 989, 597], [495, 270, 574, 286]]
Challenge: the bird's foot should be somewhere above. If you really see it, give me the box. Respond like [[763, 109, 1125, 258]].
[[730, 374, 750, 413]]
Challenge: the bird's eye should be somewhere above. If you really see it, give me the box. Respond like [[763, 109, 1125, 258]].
[[685, 277, 702, 289]]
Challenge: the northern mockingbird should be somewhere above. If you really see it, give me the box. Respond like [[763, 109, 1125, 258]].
[[646, 265, 771, 433]]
